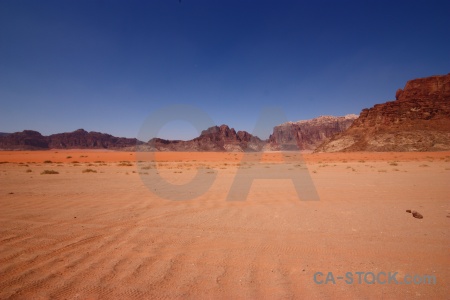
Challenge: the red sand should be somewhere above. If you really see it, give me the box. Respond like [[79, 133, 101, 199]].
[[0, 151, 449, 298]]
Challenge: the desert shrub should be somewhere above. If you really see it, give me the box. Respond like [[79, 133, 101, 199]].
[[26, 169, 32, 173], [118, 161, 133, 167], [66, 156, 72, 159], [41, 170, 59, 175], [43, 160, 53, 163], [82, 168, 97, 173]]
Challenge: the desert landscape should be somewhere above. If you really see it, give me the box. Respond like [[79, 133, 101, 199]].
[[2, 1, 450, 299], [0, 150, 449, 299]]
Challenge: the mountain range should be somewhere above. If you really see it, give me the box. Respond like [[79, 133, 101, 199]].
[[1, 73, 449, 152]]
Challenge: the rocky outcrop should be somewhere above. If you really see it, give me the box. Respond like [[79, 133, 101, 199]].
[[0, 132, 10, 137], [47, 129, 143, 150], [148, 125, 265, 152], [316, 74, 450, 152], [0, 129, 143, 150], [268, 115, 357, 150], [0, 130, 49, 150]]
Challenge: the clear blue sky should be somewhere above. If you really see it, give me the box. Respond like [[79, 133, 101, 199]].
[[1, 0, 449, 140]]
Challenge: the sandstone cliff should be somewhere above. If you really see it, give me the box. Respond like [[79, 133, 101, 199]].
[[268, 115, 357, 150], [316, 74, 450, 152]]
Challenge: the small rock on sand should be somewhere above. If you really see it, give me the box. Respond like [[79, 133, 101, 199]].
[[412, 211, 423, 219]]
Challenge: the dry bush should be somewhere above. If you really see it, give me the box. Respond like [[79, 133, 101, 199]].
[[41, 170, 59, 175]]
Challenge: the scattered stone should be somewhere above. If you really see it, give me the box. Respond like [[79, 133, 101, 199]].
[[412, 211, 423, 219]]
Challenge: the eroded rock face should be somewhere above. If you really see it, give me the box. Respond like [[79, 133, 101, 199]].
[[316, 74, 450, 152], [396, 75, 450, 102], [268, 115, 357, 150]]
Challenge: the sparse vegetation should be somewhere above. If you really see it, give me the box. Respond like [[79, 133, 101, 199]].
[[419, 164, 429, 167], [43, 160, 53, 163], [26, 169, 32, 173], [72, 161, 80, 164], [389, 161, 399, 166], [41, 170, 59, 175], [66, 156, 72, 159], [82, 168, 97, 173], [118, 161, 133, 167]]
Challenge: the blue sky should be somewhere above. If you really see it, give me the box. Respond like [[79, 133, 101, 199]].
[[1, 0, 449, 140]]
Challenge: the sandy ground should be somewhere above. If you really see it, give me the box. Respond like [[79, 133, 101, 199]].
[[0, 150, 449, 299]]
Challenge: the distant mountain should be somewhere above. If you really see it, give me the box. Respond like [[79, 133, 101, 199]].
[[0, 132, 11, 137], [148, 125, 265, 152], [0, 125, 265, 152], [0, 129, 143, 150], [0, 130, 48, 150], [48, 129, 144, 150], [268, 115, 357, 150], [315, 74, 450, 152]]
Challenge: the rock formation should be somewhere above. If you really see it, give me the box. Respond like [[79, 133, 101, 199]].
[[316, 74, 450, 152], [0, 130, 49, 150], [268, 115, 357, 150], [0, 125, 265, 152], [0, 129, 143, 150], [148, 125, 265, 152], [47, 129, 143, 150]]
